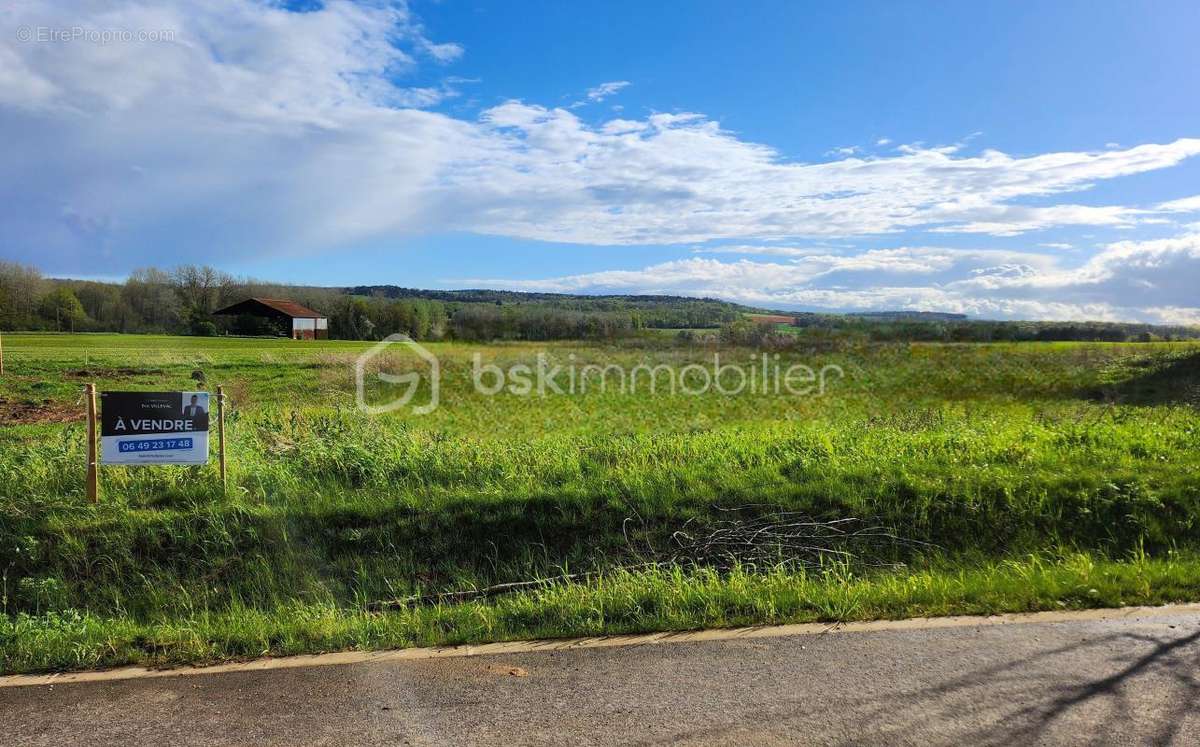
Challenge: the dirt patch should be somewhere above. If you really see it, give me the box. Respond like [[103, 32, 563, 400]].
[[0, 397, 82, 426], [747, 314, 796, 325]]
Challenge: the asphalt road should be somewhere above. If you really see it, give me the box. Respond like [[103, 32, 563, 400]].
[[4, 608, 1199, 746]]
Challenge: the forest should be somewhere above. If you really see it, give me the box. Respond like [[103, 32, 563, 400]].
[[2, 260, 1197, 343], [0, 262, 745, 341]]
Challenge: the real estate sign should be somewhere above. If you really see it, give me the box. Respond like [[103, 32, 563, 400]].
[[100, 391, 210, 465]]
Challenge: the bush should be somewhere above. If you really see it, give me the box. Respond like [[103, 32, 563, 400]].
[[190, 320, 218, 337]]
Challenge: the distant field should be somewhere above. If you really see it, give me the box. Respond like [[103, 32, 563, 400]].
[[3, 332, 1200, 672], [746, 313, 797, 324]]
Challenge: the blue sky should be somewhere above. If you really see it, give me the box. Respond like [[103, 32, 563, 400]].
[[2, 0, 1200, 321]]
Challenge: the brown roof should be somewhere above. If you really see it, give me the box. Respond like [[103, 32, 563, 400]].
[[213, 297, 325, 319]]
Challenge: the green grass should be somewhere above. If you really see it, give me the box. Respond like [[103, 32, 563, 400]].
[[3, 333, 1200, 673], [5, 552, 1200, 674]]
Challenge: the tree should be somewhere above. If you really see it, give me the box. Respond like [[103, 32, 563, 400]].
[[172, 265, 235, 331], [0, 261, 44, 329], [71, 281, 124, 329], [329, 296, 374, 340], [123, 267, 179, 331], [39, 287, 87, 331]]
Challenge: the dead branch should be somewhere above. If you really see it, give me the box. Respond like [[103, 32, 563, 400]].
[[368, 506, 932, 610]]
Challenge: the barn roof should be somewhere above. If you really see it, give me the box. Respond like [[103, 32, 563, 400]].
[[213, 297, 326, 319]]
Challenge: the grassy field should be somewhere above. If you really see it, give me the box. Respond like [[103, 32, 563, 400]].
[[2, 332, 1200, 673]]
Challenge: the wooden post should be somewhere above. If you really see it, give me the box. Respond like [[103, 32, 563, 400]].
[[217, 385, 227, 494], [85, 383, 98, 503]]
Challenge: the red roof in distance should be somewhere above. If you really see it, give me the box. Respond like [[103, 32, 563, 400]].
[[213, 297, 326, 319]]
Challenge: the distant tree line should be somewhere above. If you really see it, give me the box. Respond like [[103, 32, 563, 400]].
[[789, 314, 1200, 343], [0, 262, 450, 341], [350, 285, 742, 329], [4, 260, 1196, 343], [448, 304, 641, 341], [0, 262, 728, 342]]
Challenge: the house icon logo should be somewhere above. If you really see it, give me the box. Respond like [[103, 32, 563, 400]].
[[355, 335, 440, 415]]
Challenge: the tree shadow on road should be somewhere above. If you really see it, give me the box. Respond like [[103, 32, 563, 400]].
[[847, 627, 1200, 746], [667, 624, 1200, 746], [942, 628, 1200, 746]]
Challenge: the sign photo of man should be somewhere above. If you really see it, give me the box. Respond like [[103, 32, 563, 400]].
[[182, 392, 209, 431], [183, 394, 205, 417]]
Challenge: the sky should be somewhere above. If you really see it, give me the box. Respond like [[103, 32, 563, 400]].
[[2, 0, 1200, 322]]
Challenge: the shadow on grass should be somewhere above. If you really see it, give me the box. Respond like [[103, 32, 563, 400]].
[[7, 482, 1179, 617], [1087, 350, 1200, 407]]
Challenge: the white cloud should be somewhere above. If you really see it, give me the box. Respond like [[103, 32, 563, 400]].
[[0, 0, 474, 267], [929, 204, 1146, 236], [475, 235, 1200, 324], [2, 0, 1200, 278], [585, 80, 630, 102], [598, 118, 649, 135], [692, 245, 838, 257], [1158, 195, 1200, 212], [444, 115, 1199, 244], [475, 246, 1058, 295], [876, 138, 891, 146], [1038, 242, 1075, 249], [969, 264, 1039, 281], [1140, 306, 1200, 325], [421, 40, 464, 63]]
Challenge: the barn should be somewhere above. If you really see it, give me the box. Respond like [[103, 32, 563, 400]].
[[213, 298, 329, 340]]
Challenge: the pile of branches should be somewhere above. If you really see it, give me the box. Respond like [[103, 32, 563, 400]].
[[371, 506, 930, 610], [660, 506, 923, 571]]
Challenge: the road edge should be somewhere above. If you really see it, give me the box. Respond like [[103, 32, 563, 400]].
[[4, 602, 1198, 689]]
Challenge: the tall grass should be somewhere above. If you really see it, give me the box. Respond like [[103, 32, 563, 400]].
[[2, 334, 1199, 671], [4, 551, 1200, 674]]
